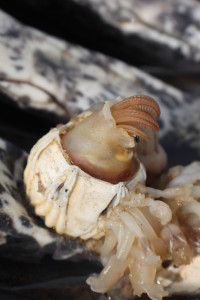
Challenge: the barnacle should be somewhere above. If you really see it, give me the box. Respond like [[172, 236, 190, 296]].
[[24, 95, 163, 239], [24, 95, 200, 300]]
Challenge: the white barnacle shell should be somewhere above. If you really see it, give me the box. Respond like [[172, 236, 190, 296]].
[[25, 97, 180, 299], [24, 107, 146, 240]]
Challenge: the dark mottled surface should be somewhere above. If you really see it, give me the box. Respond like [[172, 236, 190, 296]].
[[0, 2, 199, 300], [0, 0, 200, 93], [0, 138, 102, 298]]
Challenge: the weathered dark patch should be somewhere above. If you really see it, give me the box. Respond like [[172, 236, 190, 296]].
[[5, 185, 21, 203], [82, 74, 96, 81], [18, 96, 31, 106], [34, 49, 62, 77], [56, 183, 64, 192], [15, 65, 23, 71], [3, 143, 25, 176], [37, 176, 45, 193], [0, 72, 7, 79], [12, 47, 22, 55], [0, 199, 3, 209], [70, 96, 78, 103], [2, 170, 12, 180], [103, 85, 120, 97], [76, 90, 83, 97], [19, 215, 33, 228], [5, 27, 20, 39], [0, 184, 6, 194], [9, 55, 21, 61], [0, 213, 13, 231]]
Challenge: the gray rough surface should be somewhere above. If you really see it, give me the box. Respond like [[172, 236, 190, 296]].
[[0, 11, 193, 119], [0, 10, 200, 149], [74, 0, 200, 65]]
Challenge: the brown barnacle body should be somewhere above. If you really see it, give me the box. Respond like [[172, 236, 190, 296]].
[[61, 95, 161, 184]]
